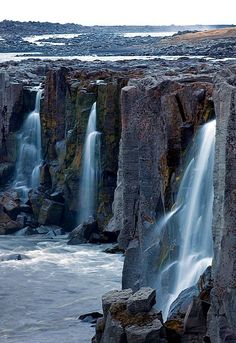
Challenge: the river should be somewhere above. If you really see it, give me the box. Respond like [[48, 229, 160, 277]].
[[0, 236, 123, 343]]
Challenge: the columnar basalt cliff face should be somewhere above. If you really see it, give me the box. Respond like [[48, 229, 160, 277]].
[[109, 76, 214, 290], [40, 67, 129, 228], [208, 71, 236, 342], [0, 71, 36, 185]]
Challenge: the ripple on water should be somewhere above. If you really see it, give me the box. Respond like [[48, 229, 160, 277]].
[[0, 236, 123, 343]]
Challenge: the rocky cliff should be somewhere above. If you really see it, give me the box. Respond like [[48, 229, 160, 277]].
[[0, 58, 236, 342], [108, 76, 213, 290], [207, 70, 236, 342]]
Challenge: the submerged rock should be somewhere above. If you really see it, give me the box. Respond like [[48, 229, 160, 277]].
[[79, 312, 103, 324], [0, 253, 29, 261]]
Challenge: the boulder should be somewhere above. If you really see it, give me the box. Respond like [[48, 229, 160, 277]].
[[67, 219, 100, 245], [127, 288, 156, 315], [28, 189, 45, 219], [79, 312, 103, 323], [38, 199, 64, 225], [102, 289, 133, 320], [168, 285, 198, 320], [0, 204, 21, 234], [0, 191, 21, 219]]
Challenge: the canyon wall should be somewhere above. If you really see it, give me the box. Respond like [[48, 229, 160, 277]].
[[208, 70, 236, 342], [109, 76, 213, 290]]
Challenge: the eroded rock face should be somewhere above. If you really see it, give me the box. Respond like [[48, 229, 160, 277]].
[[207, 71, 236, 342], [40, 68, 128, 229], [108, 76, 213, 291]]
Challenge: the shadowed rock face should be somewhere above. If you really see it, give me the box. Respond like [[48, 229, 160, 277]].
[[207, 71, 236, 343]]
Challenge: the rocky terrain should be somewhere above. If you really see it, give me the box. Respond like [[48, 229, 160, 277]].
[[0, 23, 236, 342], [0, 20, 235, 58]]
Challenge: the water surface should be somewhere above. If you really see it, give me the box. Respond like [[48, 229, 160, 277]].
[[0, 236, 123, 343]]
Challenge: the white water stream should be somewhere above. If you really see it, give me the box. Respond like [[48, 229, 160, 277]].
[[78, 103, 101, 224], [13, 88, 42, 198], [156, 120, 216, 319]]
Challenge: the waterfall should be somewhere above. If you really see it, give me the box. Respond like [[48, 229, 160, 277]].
[[155, 120, 216, 320], [14, 87, 43, 198], [78, 102, 101, 224]]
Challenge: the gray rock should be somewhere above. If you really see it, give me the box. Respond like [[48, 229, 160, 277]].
[[101, 312, 127, 343], [168, 285, 198, 320], [102, 289, 133, 320], [38, 199, 64, 225], [127, 287, 156, 315], [184, 297, 207, 334], [125, 319, 166, 343], [67, 219, 99, 245]]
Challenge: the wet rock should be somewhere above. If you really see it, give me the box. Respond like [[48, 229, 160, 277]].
[[168, 285, 198, 320], [38, 199, 64, 225], [0, 204, 21, 234], [103, 244, 124, 254], [184, 297, 208, 334], [127, 287, 156, 315], [79, 312, 103, 323], [102, 289, 133, 320], [0, 253, 29, 261], [67, 219, 99, 245]]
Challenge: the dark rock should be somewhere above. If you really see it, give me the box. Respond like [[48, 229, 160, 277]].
[[38, 199, 64, 225], [0, 163, 14, 184], [127, 287, 156, 315], [0, 253, 29, 261], [102, 312, 127, 343], [0, 204, 21, 234], [103, 244, 124, 254], [125, 319, 166, 343], [168, 285, 198, 320], [184, 297, 208, 334], [79, 312, 103, 323], [0, 191, 21, 219], [67, 219, 99, 245]]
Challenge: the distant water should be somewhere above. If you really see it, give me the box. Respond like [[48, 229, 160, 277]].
[[154, 120, 216, 319], [13, 88, 42, 198], [123, 31, 177, 37], [0, 53, 234, 64], [0, 236, 123, 343], [23, 33, 83, 46], [78, 103, 101, 224]]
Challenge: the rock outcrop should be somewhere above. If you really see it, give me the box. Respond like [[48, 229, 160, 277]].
[[207, 70, 236, 342], [108, 76, 213, 291], [93, 287, 169, 343]]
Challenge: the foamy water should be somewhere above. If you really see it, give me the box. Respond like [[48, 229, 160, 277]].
[[0, 236, 123, 343]]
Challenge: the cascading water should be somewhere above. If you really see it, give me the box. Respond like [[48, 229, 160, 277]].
[[154, 120, 216, 320], [14, 87, 43, 198], [78, 102, 101, 224]]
